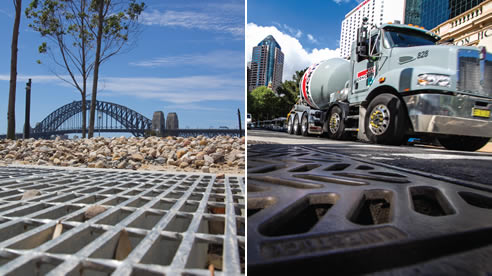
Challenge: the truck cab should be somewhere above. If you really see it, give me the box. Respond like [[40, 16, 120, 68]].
[[352, 20, 492, 150], [287, 18, 492, 151]]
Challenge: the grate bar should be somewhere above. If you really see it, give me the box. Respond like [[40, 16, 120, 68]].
[[0, 166, 244, 275]]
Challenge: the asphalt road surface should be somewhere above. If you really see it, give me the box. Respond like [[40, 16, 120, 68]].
[[248, 129, 492, 187]]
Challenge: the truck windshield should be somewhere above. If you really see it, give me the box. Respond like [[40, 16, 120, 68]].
[[385, 28, 437, 48]]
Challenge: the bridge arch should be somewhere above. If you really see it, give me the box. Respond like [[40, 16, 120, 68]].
[[32, 100, 152, 137]]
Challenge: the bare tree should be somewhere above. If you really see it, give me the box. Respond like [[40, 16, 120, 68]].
[[26, 0, 144, 138], [26, 0, 95, 138], [7, 0, 22, 140], [88, 0, 144, 138]]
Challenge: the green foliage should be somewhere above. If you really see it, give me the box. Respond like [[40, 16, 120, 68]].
[[247, 68, 308, 122], [38, 42, 47, 53], [25, 0, 145, 68], [249, 86, 280, 121]]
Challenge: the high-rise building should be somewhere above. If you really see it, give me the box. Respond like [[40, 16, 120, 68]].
[[431, 0, 491, 48], [339, 0, 406, 58], [247, 62, 252, 92], [419, 0, 484, 30], [421, 0, 449, 30], [248, 35, 284, 92], [450, 0, 485, 18], [405, 0, 422, 25]]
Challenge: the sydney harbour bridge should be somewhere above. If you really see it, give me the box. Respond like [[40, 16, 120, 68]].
[[1, 100, 243, 139]]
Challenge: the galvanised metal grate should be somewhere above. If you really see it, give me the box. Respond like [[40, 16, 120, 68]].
[[248, 144, 492, 275], [0, 166, 245, 275], [0, 167, 59, 180]]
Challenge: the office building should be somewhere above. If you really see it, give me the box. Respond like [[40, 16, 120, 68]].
[[420, 0, 484, 30], [421, 0, 450, 30], [248, 35, 284, 92], [432, 0, 491, 49], [405, 0, 422, 26], [339, 0, 406, 58], [450, 0, 485, 18]]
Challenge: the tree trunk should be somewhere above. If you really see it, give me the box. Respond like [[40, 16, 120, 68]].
[[88, 0, 104, 138], [81, 94, 87, 138], [7, 0, 22, 140], [81, 0, 87, 139]]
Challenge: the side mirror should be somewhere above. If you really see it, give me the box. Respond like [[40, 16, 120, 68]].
[[357, 45, 368, 56], [356, 18, 369, 60]]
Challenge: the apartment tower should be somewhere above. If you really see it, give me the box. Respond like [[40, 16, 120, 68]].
[[248, 35, 284, 93]]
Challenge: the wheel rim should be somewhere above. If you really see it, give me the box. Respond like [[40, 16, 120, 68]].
[[369, 104, 390, 135], [302, 116, 308, 133], [288, 119, 292, 133], [329, 113, 340, 134], [293, 117, 299, 133]]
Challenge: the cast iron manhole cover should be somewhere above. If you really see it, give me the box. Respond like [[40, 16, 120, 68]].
[[248, 144, 492, 275]]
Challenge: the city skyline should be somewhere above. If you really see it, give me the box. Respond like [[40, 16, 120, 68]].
[[247, 0, 356, 82]]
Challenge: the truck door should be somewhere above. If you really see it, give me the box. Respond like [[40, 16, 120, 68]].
[[353, 33, 381, 94]]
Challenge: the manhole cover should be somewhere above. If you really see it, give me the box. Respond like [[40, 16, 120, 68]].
[[248, 144, 492, 275]]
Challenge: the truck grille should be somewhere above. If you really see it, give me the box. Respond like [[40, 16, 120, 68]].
[[483, 54, 492, 96], [457, 49, 492, 98], [457, 50, 480, 93]]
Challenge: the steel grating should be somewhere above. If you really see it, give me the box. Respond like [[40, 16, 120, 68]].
[[247, 144, 492, 275], [0, 166, 245, 275]]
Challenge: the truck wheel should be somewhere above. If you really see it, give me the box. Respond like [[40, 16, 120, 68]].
[[287, 117, 294, 134], [438, 136, 490, 151], [293, 114, 301, 135], [365, 94, 406, 145], [326, 106, 346, 140], [301, 113, 309, 136]]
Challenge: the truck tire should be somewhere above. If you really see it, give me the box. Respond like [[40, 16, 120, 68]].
[[287, 117, 294, 134], [365, 94, 406, 145], [301, 113, 309, 136], [326, 106, 346, 140], [293, 114, 301, 135], [438, 136, 490, 151]]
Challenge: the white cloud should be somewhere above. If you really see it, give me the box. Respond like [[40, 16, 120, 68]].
[[307, 34, 318, 43], [333, 0, 352, 4], [0, 74, 61, 82], [0, 9, 13, 18], [140, 9, 244, 37], [130, 50, 243, 69], [247, 23, 340, 81], [98, 76, 243, 104], [161, 104, 227, 112], [283, 24, 303, 38], [0, 74, 243, 104]]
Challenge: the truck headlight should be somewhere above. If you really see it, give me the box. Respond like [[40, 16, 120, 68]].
[[417, 74, 451, 87]]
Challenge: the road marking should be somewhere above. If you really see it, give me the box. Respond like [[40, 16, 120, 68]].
[[392, 153, 492, 161]]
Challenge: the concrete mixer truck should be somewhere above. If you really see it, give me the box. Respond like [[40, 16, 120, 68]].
[[286, 18, 492, 151]]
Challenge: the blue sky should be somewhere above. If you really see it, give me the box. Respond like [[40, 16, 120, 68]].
[[247, 0, 363, 80], [0, 0, 245, 135]]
